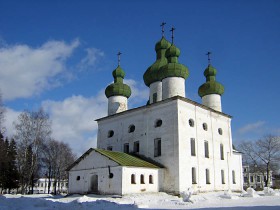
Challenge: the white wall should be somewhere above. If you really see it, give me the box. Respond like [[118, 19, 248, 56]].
[[108, 96, 128, 115], [162, 77, 185, 100], [202, 94, 222, 112], [149, 81, 162, 103]]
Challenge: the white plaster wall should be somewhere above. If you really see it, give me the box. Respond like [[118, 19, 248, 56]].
[[149, 81, 162, 103], [162, 77, 185, 100], [202, 94, 222, 112], [108, 96, 128, 115], [177, 99, 242, 192], [97, 99, 180, 193], [121, 167, 162, 194]]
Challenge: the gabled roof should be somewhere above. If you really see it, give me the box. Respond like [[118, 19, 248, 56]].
[[66, 148, 161, 171]]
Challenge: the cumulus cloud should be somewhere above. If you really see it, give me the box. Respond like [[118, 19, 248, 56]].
[[0, 39, 79, 101], [237, 121, 266, 134], [124, 79, 149, 107], [3, 108, 21, 137]]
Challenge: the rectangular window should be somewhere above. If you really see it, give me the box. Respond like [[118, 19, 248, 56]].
[[107, 146, 112, 151], [206, 169, 210, 184], [257, 176, 261, 182], [191, 138, 196, 156], [204, 141, 209, 158], [220, 144, 224, 160], [221, 170, 225, 184], [192, 167, 197, 184], [124, 143, 129, 153], [244, 177, 248, 183], [232, 170, 236, 184], [153, 93, 157, 103], [154, 138, 161, 157], [250, 176, 254, 182], [134, 141, 140, 153]]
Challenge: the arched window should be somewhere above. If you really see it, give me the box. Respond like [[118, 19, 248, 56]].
[[149, 175, 153, 184], [206, 169, 210, 184], [128, 125, 135, 133], [131, 174, 136, 184], [204, 141, 209, 158], [220, 144, 224, 160], [155, 119, 162, 127], [140, 174, 145, 184], [108, 130, 114, 138], [203, 123, 208, 131], [189, 119, 194, 127], [218, 128, 223, 135]]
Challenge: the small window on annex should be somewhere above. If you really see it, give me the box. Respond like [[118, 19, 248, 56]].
[[108, 130, 114, 138], [189, 119, 195, 127], [191, 138, 196, 156], [218, 128, 223, 135], [192, 167, 197, 184], [124, 143, 129, 153], [140, 174, 145, 184], [232, 170, 236, 184], [128, 124, 135, 133], [221, 170, 225, 184], [76, 176, 80, 181], [149, 175, 153, 184], [203, 123, 208, 131], [131, 174, 136, 184], [154, 138, 161, 157], [133, 141, 140, 153], [107, 146, 112, 151], [206, 169, 210, 184], [155, 119, 162, 127]]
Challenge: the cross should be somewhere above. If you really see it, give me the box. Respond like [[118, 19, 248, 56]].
[[117, 51, 122, 66], [160, 22, 166, 37], [206, 51, 212, 65], [170, 27, 176, 44]]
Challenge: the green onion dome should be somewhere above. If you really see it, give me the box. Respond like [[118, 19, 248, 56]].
[[158, 44, 189, 80], [143, 37, 171, 87], [198, 64, 224, 97], [105, 65, 131, 98]]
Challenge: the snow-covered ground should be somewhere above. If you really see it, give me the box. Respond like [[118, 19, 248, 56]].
[[1, 188, 280, 210]]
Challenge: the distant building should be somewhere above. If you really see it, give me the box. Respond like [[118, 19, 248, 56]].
[[33, 178, 68, 194], [243, 166, 273, 189], [67, 28, 243, 195]]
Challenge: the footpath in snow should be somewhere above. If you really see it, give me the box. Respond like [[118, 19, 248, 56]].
[[0, 187, 280, 210]]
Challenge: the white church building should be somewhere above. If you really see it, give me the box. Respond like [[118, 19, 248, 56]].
[[67, 27, 243, 195]]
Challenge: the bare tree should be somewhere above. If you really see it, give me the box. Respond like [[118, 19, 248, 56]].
[[0, 91, 6, 135], [13, 108, 52, 194], [238, 135, 280, 187], [42, 139, 75, 194]]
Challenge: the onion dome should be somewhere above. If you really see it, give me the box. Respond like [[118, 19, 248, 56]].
[[158, 44, 189, 80], [143, 37, 171, 86], [198, 64, 224, 97], [105, 65, 131, 98]]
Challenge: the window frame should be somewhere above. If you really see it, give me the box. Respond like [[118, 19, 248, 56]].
[[108, 130, 114, 138], [154, 138, 161, 157], [123, 143, 129, 153], [191, 138, 196, 156], [204, 140, 209, 158], [128, 124, 135, 133]]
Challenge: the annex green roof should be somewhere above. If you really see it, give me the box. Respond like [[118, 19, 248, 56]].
[[158, 44, 189, 80], [95, 149, 160, 168], [105, 65, 131, 98], [143, 37, 171, 86], [198, 64, 224, 97]]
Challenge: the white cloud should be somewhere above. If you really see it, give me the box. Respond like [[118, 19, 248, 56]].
[[124, 79, 149, 107], [3, 108, 20, 137], [0, 39, 79, 101], [78, 48, 104, 71], [237, 121, 266, 134]]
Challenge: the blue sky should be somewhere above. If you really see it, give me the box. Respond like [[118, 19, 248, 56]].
[[0, 0, 279, 155]]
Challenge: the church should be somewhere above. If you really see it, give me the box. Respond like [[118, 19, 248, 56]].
[[67, 26, 243, 195]]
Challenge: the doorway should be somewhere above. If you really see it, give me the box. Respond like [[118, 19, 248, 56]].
[[90, 175, 98, 193]]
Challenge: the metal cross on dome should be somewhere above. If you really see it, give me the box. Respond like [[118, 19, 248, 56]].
[[117, 51, 122, 66], [206, 51, 212, 65], [170, 27, 175, 44], [160, 22, 166, 37]]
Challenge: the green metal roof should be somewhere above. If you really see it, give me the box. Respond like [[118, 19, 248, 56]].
[[95, 148, 160, 168], [143, 37, 171, 86], [105, 65, 131, 98], [158, 44, 189, 80], [198, 64, 224, 97]]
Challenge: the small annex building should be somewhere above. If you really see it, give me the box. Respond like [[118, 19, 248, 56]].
[[68, 25, 243, 195], [67, 148, 163, 195]]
